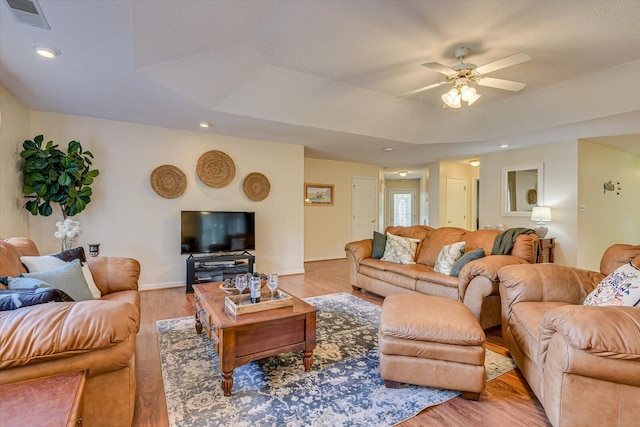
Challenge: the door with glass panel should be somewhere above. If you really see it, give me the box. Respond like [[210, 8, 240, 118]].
[[389, 189, 416, 226]]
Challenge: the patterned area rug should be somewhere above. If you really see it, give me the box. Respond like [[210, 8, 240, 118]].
[[157, 292, 516, 427]]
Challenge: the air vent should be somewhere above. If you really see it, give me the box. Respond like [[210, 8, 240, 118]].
[[3, 0, 51, 30]]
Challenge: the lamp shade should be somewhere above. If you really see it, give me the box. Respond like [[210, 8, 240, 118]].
[[531, 206, 552, 222]]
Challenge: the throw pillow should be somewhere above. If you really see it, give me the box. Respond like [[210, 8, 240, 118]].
[[434, 241, 466, 275], [0, 288, 74, 311], [381, 233, 420, 265], [450, 249, 486, 278], [583, 262, 640, 306], [21, 259, 94, 301], [81, 263, 101, 299], [7, 277, 50, 289], [20, 255, 67, 272], [52, 246, 87, 264], [371, 231, 387, 259]]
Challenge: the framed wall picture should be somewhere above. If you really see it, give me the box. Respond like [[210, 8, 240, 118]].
[[304, 183, 334, 206]]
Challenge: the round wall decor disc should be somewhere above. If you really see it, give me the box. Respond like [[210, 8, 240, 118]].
[[150, 165, 187, 199], [196, 150, 236, 188], [243, 172, 271, 202]]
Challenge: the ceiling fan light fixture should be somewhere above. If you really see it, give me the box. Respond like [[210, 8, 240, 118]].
[[460, 85, 475, 102], [467, 92, 481, 105], [442, 88, 461, 108]]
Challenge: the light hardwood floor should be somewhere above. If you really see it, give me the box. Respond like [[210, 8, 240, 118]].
[[132, 259, 551, 426]]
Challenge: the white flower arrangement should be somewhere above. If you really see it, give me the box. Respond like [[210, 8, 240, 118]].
[[55, 218, 82, 251]]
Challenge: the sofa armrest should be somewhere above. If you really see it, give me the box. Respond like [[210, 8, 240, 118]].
[[458, 255, 528, 298], [498, 264, 603, 319], [540, 305, 640, 360], [345, 239, 372, 288], [344, 239, 373, 265], [87, 256, 140, 295], [0, 300, 139, 370]]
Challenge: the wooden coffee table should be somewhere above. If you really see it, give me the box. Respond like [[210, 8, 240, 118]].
[[193, 282, 317, 396]]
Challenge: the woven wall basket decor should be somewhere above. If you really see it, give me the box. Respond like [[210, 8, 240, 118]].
[[150, 165, 187, 199], [243, 172, 271, 202], [196, 150, 236, 188]]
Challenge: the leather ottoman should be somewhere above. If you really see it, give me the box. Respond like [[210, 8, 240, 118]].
[[379, 294, 487, 400]]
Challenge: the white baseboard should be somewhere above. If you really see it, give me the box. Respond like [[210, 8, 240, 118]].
[[139, 281, 184, 292], [304, 255, 346, 262]]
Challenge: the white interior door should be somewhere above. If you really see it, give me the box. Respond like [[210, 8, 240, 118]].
[[446, 177, 467, 228], [352, 176, 377, 241], [389, 189, 415, 226]]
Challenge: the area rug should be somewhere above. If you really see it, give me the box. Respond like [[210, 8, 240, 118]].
[[157, 292, 516, 427]]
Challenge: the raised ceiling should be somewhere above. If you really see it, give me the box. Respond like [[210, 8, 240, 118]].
[[1, 1, 639, 172]]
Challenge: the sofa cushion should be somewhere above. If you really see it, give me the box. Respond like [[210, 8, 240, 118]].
[[6, 277, 50, 289], [385, 225, 432, 257], [52, 246, 87, 264], [371, 231, 387, 259], [583, 262, 640, 306], [464, 229, 500, 254], [21, 259, 94, 301], [450, 249, 486, 278], [416, 227, 467, 267], [359, 264, 417, 291], [0, 288, 74, 311], [381, 233, 419, 265], [434, 241, 466, 275]]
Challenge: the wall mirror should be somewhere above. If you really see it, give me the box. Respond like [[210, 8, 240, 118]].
[[502, 163, 543, 216]]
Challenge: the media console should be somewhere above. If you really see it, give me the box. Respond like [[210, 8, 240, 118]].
[[185, 252, 255, 293]]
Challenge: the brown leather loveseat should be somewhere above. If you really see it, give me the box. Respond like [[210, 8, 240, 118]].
[[498, 244, 640, 427], [346, 226, 538, 329], [0, 237, 140, 426]]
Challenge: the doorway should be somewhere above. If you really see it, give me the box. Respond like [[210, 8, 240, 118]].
[[445, 177, 467, 228]]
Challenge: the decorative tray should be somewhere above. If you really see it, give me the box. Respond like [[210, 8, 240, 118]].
[[224, 290, 293, 316]]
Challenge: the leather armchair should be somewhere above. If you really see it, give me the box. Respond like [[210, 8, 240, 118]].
[[0, 237, 140, 427], [498, 244, 640, 427]]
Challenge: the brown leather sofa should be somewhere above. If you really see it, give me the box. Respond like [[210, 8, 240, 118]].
[[498, 244, 640, 427], [345, 226, 538, 329], [0, 237, 140, 427]]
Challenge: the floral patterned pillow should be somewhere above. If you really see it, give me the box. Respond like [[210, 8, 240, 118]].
[[583, 262, 640, 306], [434, 242, 466, 275], [380, 233, 420, 265]]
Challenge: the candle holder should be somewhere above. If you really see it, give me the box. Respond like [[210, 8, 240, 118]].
[[88, 243, 100, 257]]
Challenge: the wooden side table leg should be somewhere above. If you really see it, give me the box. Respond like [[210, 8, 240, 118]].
[[303, 351, 313, 372], [221, 370, 234, 397]]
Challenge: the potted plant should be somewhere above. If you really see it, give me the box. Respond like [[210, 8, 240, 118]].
[[21, 135, 100, 249]]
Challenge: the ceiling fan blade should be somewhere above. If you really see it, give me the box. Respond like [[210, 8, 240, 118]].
[[421, 62, 457, 76], [475, 53, 531, 75], [398, 81, 448, 97], [477, 77, 526, 91]]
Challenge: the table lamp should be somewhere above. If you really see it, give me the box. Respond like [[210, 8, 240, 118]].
[[531, 206, 552, 238]]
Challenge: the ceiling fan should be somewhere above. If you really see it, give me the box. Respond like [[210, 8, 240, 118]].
[[401, 47, 531, 108]]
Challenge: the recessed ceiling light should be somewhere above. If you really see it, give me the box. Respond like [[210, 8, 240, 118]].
[[199, 122, 212, 128], [34, 46, 60, 59], [500, 144, 509, 149], [398, 170, 408, 177], [383, 147, 394, 152]]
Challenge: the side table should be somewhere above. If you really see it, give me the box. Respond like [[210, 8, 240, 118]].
[[0, 370, 87, 427], [537, 237, 556, 263]]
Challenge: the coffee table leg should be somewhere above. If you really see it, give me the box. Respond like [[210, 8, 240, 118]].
[[303, 351, 313, 372], [221, 370, 234, 397], [195, 317, 202, 334]]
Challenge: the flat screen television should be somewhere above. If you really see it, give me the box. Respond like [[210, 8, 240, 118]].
[[181, 211, 255, 254]]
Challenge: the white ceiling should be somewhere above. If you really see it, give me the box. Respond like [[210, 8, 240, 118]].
[[1, 0, 639, 176]]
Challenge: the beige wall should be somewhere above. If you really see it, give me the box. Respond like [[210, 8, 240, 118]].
[[304, 158, 380, 261], [0, 85, 30, 238], [27, 111, 305, 289], [577, 139, 640, 270], [480, 140, 580, 267], [384, 178, 420, 228]]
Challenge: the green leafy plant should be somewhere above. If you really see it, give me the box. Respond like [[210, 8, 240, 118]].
[[21, 134, 100, 218]]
